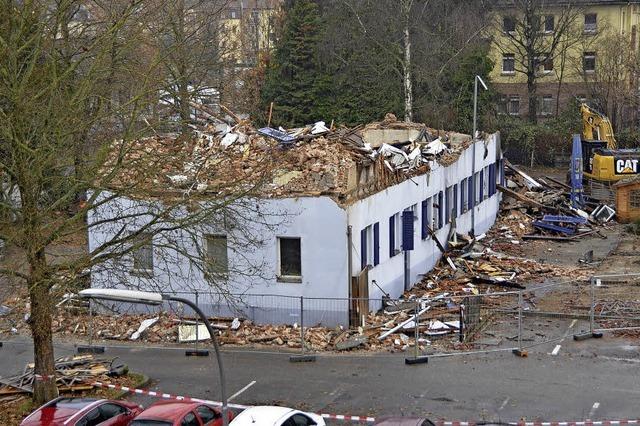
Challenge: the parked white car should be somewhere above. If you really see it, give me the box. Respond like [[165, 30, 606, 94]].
[[230, 406, 326, 426]]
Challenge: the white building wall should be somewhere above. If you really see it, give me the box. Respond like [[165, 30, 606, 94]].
[[87, 134, 502, 326], [347, 135, 502, 302]]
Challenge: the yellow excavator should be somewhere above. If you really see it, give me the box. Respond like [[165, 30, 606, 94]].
[[579, 103, 639, 188]]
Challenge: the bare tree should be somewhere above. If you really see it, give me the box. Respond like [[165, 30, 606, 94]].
[[0, 0, 279, 404], [336, 0, 487, 124], [491, 0, 582, 123], [147, 0, 231, 134], [577, 31, 639, 131]]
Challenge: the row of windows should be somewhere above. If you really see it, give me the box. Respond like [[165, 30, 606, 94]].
[[499, 93, 594, 116], [503, 13, 598, 34], [132, 235, 303, 281], [498, 94, 555, 116], [501, 51, 596, 75], [360, 162, 503, 270]]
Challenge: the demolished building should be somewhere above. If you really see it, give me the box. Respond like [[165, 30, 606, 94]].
[[88, 115, 504, 327]]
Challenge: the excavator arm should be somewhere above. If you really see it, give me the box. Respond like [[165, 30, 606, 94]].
[[580, 103, 617, 149]]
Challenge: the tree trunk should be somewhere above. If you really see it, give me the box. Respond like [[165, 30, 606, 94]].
[[402, 3, 413, 123], [527, 71, 538, 124], [28, 250, 58, 405]]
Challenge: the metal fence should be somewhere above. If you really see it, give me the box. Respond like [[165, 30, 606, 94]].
[[84, 273, 640, 357]]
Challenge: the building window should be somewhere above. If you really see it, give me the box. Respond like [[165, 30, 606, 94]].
[[421, 198, 431, 240], [445, 186, 452, 224], [508, 95, 520, 115], [482, 167, 489, 200], [584, 13, 597, 33], [544, 15, 554, 33], [228, 9, 238, 19], [205, 234, 228, 276], [584, 52, 596, 73], [131, 234, 153, 275], [461, 178, 468, 213], [278, 237, 301, 281], [631, 190, 640, 208], [389, 213, 401, 257], [360, 224, 379, 269], [488, 163, 497, 197], [433, 193, 443, 230], [539, 94, 554, 116], [453, 184, 458, 218], [502, 54, 515, 74], [503, 16, 516, 33], [538, 56, 553, 73]]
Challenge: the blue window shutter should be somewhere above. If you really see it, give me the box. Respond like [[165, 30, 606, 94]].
[[480, 169, 484, 201], [373, 222, 380, 266], [389, 215, 395, 257], [453, 184, 458, 217], [360, 228, 367, 270], [461, 180, 465, 212], [438, 191, 444, 229], [468, 176, 474, 209], [421, 200, 428, 239], [402, 210, 414, 251]]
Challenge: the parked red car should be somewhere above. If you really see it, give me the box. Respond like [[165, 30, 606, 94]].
[[21, 397, 142, 426], [130, 400, 234, 426]]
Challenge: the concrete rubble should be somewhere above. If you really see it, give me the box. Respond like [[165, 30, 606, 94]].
[[108, 112, 474, 206]]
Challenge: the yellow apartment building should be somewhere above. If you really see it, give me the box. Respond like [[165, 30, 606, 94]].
[[490, 0, 640, 121], [221, 0, 282, 68]]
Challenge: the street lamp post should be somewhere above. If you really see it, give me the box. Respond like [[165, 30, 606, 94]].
[[79, 289, 229, 426], [471, 74, 488, 236]]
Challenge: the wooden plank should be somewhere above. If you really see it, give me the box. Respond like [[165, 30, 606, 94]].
[[505, 161, 543, 189], [497, 185, 547, 210]]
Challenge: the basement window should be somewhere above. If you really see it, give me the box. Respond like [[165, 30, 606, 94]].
[[278, 237, 301, 282]]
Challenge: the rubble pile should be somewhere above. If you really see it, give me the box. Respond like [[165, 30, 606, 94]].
[[0, 355, 126, 405], [110, 112, 476, 206], [498, 161, 614, 242]]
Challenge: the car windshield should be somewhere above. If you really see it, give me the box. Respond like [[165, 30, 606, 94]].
[[130, 421, 173, 426]]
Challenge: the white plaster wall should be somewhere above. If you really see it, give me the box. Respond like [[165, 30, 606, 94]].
[[87, 133, 502, 326], [88, 194, 350, 324], [347, 134, 503, 302]]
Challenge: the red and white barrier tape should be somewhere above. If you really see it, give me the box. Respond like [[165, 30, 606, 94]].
[[34, 374, 56, 381], [94, 383, 638, 426], [93, 382, 376, 422], [434, 422, 640, 426]]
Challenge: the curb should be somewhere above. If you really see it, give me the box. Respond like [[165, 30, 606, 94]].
[[112, 373, 151, 400]]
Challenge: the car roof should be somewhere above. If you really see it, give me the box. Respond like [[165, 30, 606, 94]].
[[135, 400, 204, 421], [231, 406, 300, 426], [21, 398, 105, 426]]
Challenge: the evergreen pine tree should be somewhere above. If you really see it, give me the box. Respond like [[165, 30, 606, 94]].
[[261, 0, 328, 127]]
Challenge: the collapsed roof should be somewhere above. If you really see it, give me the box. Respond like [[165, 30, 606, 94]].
[[106, 113, 482, 206]]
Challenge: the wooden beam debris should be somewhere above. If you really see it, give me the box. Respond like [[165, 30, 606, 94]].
[[378, 306, 431, 341]]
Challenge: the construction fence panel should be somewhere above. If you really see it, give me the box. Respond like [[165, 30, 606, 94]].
[[592, 273, 640, 336], [516, 280, 592, 351]]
